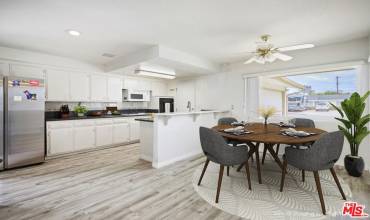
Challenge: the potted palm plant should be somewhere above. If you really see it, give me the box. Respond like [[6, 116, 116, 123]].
[[330, 91, 370, 177]]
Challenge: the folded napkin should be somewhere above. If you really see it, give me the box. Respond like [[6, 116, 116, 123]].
[[231, 121, 247, 126], [281, 128, 311, 137], [224, 126, 244, 133], [276, 122, 296, 128]]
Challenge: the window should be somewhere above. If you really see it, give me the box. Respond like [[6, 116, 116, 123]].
[[260, 68, 357, 119]]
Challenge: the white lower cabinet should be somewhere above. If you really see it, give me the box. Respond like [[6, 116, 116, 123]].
[[129, 120, 140, 141], [74, 126, 96, 150], [96, 125, 113, 146], [47, 121, 74, 155], [47, 117, 141, 156], [48, 128, 74, 154], [113, 123, 130, 144]]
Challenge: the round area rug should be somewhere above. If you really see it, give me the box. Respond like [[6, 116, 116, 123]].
[[193, 157, 352, 220]]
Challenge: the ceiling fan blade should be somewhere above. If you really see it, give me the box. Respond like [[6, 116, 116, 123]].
[[277, 44, 314, 52], [234, 51, 256, 56], [273, 52, 292, 61], [244, 56, 256, 64]]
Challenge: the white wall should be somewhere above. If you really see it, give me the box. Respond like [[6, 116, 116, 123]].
[[0, 46, 103, 72], [179, 37, 370, 170]]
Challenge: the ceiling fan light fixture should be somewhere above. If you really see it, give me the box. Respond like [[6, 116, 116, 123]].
[[255, 56, 266, 64], [243, 35, 312, 65], [265, 54, 276, 63], [65, 29, 81, 36]]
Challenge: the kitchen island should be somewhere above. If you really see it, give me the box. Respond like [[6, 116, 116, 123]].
[[136, 110, 230, 168]]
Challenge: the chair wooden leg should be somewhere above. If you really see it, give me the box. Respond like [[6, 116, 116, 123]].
[[198, 159, 210, 186], [280, 157, 288, 192], [261, 145, 267, 164], [302, 170, 305, 182], [330, 168, 346, 200], [313, 171, 326, 215], [245, 160, 252, 190], [227, 166, 230, 176], [216, 165, 224, 203]]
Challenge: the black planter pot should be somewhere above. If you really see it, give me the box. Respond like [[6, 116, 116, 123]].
[[344, 155, 364, 177]]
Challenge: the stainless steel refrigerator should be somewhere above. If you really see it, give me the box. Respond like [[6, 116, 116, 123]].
[[0, 75, 45, 170]]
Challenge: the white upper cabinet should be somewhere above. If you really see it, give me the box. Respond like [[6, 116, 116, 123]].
[[10, 64, 44, 79], [107, 77, 122, 102], [151, 81, 168, 97], [46, 69, 70, 101], [90, 75, 108, 102], [70, 73, 90, 101]]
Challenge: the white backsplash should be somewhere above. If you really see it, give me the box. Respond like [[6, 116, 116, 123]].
[[46, 101, 151, 111]]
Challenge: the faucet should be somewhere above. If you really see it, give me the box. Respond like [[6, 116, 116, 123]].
[[187, 101, 192, 112]]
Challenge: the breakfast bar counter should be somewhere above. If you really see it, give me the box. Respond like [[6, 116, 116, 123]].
[[138, 110, 230, 168]]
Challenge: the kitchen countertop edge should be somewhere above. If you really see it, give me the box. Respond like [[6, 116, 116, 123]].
[[135, 118, 154, 122], [46, 114, 151, 121]]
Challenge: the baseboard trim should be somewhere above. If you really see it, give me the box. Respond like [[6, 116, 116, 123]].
[[153, 150, 203, 169], [46, 140, 140, 160], [140, 154, 153, 162]]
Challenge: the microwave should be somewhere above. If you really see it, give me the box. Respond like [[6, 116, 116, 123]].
[[122, 89, 150, 102]]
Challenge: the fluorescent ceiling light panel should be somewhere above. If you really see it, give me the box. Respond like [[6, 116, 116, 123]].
[[135, 69, 176, 79]]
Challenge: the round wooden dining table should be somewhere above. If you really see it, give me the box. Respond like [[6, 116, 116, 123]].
[[212, 123, 326, 184]]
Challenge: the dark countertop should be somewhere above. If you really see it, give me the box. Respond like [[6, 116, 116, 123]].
[[46, 114, 151, 121], [135, 118, 154, 123], [45, 109, 158, 122]]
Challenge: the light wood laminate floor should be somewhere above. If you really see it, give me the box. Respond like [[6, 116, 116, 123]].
[[0, 144, 369, 220]]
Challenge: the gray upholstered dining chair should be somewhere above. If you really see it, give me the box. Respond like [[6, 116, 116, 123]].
[[262, 117, 315, 182], [218, 117, 254, 169], [218, 117, 238, 125], [198, 127, 252, 203], [290, 118, 315, 128], [280, 131, 346, 215]]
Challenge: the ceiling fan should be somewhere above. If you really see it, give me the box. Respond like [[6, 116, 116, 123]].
[[244, 35, 314, 64]]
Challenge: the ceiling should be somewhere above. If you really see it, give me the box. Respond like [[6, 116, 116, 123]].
[[0, 0, 369, 70]]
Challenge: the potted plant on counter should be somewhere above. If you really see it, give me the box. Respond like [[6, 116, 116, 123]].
[[74, 103, 88, 117], [331, 91, 370, 177]]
